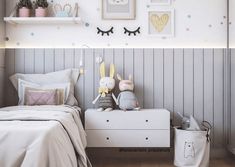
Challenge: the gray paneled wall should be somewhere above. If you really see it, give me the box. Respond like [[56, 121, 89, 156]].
[[4, 48, 226, 148], [230, 49, 235, 151]]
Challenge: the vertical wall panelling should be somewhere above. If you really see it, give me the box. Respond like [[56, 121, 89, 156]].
[[193, 49, 204, 123], [74, 49, 84, 109], [24, 49, 35, 73], [54, 49, 65, 71], [5, 49, 17, 106], [94, 49, 103, 108], [184, 49, 194, 117], [154, 49, 164, 109], [15, 49, 25, 73], [230, 49, 235, 150], [4, 48, 226, 149], [203, 49, 215, 145], [34, 49, 45, 73], [164, 49, 174, 118], [84, 49, 94, 109], [213, 49, 225, 148], [124, 49, 134, 79], [173, 49, 184, 125], [65, 49, 75, 69], [44, 49, 55, 73], [143, 49, 154, 108], [133, 49, 144, 108]]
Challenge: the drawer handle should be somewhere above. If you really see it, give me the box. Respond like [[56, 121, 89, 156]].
[[106, 137, 110, 140], [106, 120, 109, 122], [145, 137, 149, 140]]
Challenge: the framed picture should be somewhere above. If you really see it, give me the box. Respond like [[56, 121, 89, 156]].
[[149, 0, 171, 5], [102, 0, 136, 20], [148, 9, 174, 37]]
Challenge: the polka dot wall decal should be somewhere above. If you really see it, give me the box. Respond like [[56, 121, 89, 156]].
[[16, 42, 20, 46], [186, 28, 190, 31], [220, 22, 223, 25], [85, 23, 90, 27], [208, 24, 212, 28], [125, 43, 129, 46], [223, 16, 226, 19], [187, 15, 191, 18], [5, 37, 9, 41], [146, 5, 150, 8], [30, 32, 34, 36]]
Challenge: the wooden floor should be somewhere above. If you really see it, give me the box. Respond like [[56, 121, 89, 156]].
[[89, 157, 235, 167], [87, 149, 235, 167]]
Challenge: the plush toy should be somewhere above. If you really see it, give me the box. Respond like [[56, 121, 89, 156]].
[[117, 74, 140, 111], [92, 62, 118, 112]]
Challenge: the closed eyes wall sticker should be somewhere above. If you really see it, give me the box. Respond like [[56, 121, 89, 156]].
[[97, 27, 114, 36], [124, 27, 141, 36]]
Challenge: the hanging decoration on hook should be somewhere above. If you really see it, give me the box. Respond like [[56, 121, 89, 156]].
[[124, 27, 141, 36], [97, 27, 114, 36]]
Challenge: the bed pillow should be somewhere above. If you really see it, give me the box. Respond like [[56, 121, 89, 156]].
[[10, 69, 80, 106], [24, 88, 62, 106], [18, 79, 70, 105]]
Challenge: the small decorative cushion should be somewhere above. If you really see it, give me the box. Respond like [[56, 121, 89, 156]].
[[17, 79, 70, 105], [9, 69, 80, 106], [24, 88, 63, 106]]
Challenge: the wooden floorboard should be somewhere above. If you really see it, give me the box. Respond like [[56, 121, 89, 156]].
[[87, 149, 235, 167]]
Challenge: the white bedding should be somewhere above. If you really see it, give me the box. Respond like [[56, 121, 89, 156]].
[[0, 105, 91, 167]]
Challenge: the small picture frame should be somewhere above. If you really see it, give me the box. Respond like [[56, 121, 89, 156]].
[[149, 0, 171, 5], [148, 9, 174, 37], [102, 0, 136, 20]]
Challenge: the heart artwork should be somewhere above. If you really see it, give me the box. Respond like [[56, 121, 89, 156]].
[[150, 13, 169, 32]]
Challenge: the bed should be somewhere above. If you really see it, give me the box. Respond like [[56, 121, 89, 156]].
[[0, 69, 91, 167], [0, 105, 90, 167]]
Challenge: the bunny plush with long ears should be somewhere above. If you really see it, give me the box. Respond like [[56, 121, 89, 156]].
[[92, 62, 118, 112], [117, 74, 140, 111]]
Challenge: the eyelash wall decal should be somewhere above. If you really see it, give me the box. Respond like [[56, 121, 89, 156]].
[[124, 27, 141, 36], [97, 27, 114, 36]]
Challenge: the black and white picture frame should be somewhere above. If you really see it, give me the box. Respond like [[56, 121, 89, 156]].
[[102, 0, 136, 20], [149, 0, 171, 6]]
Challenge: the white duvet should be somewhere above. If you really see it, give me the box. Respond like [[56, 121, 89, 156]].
[[0, 105, 91, 167]]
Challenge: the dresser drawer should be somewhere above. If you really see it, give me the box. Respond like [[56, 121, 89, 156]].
[[85, 109, 170, 130], [86, 130, 170, 147]]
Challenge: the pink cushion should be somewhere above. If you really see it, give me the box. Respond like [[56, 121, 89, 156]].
[[25, 88, 61, 106]]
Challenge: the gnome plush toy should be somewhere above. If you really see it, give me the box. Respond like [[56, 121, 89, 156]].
[[117, 74, 140, 111]]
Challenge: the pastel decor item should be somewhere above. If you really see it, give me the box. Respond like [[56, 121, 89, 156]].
[[117, 74, 140, 111], [53, 4, 72, 17], [35, 7, 47, 17], [92, 62, 118, 112], [19, 7, 31, 17], [35, 0, 49, 17], [151, 14, 169, 32], [17, 0, 33, 17]]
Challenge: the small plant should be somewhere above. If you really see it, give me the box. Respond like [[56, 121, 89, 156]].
[[17, 0, 33, 9], [35, 0, 48, 9]]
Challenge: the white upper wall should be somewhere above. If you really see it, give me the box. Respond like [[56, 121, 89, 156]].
[[5, 0, 227, 48], [230, 0, 235, 48]]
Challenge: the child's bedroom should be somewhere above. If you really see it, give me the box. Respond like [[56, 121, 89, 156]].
[[0, 0, 234, 167]]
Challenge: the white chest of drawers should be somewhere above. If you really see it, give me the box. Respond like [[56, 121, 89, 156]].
[[85, 109, 170, 148]]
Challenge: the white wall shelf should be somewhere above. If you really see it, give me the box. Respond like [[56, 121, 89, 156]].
[[4, 17, 82, 25]]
